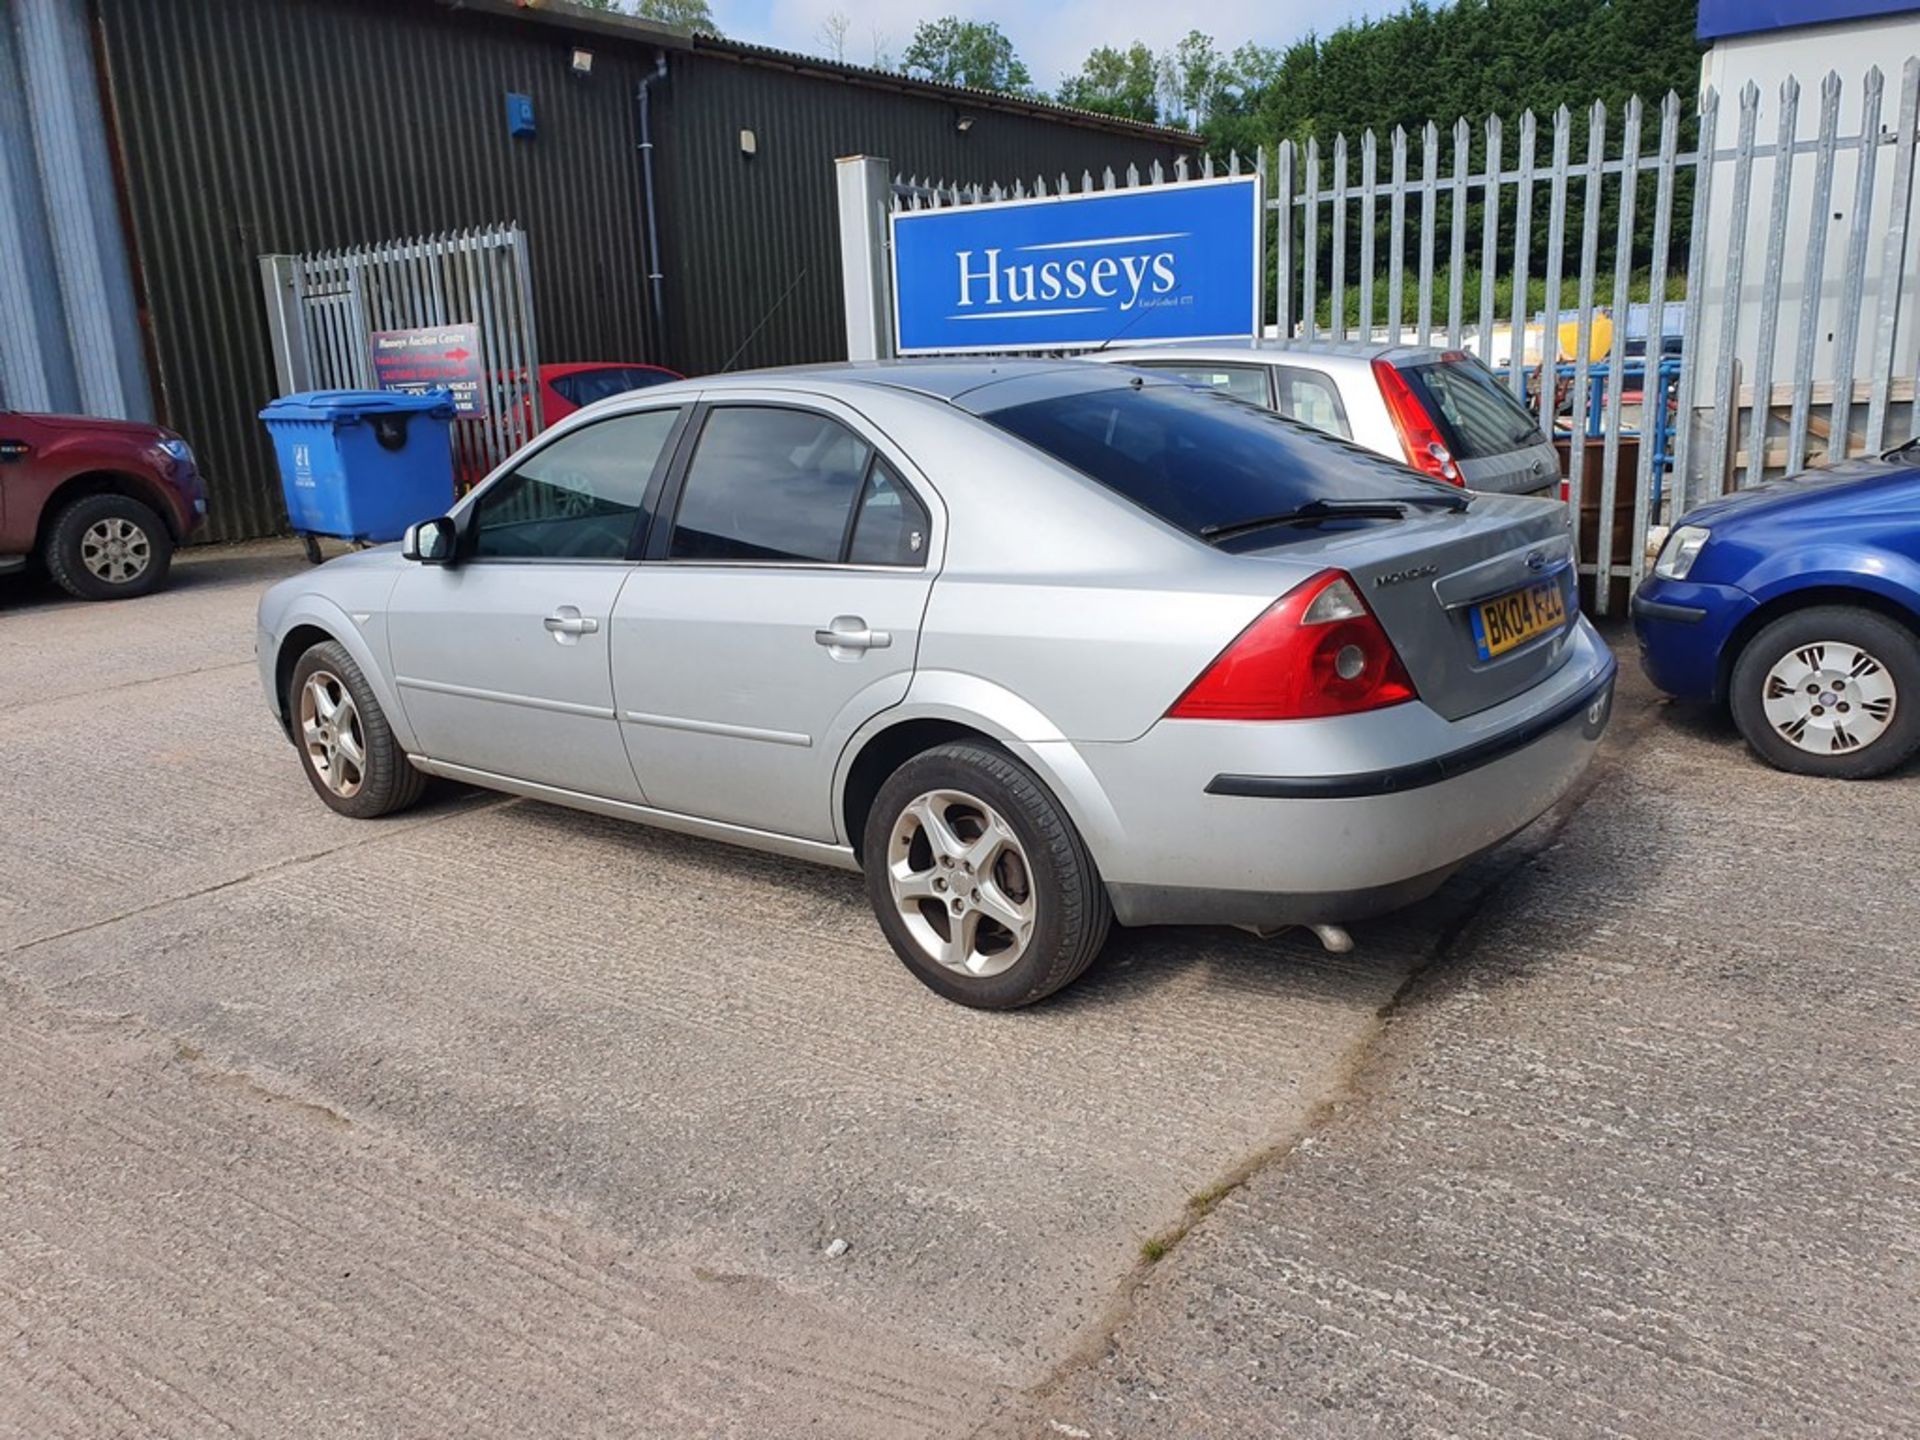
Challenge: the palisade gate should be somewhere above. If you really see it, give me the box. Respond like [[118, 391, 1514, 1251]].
[[258, 223, 543, 486], [838, 60, 1920, 616]]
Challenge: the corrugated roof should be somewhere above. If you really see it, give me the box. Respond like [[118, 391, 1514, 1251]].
[[444, 0, 1202, 146], [691, 34, 1204, 146]]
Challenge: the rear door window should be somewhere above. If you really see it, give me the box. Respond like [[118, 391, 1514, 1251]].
[[978, 379, 1445, 541], [1272, 366, 1352, 439], [668, 406, 873, 563], [1397, 355, 1541, 459], [1130, 363, 1271, 408]]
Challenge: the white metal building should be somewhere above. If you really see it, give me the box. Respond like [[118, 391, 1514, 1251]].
[[1689, 0, 1920, 471]]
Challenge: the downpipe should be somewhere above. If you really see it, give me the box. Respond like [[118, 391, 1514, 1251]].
[[637, 53, 668, 354]]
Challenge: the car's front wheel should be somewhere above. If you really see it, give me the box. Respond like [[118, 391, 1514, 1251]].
[[1730, 606, 1920, 779], [864, 742, 1112, 1008], [44, 493, 174, 601], [287, 641, 427, 818]]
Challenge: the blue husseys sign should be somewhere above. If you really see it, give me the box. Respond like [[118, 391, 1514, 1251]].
[[890, 176, 1262, 355]]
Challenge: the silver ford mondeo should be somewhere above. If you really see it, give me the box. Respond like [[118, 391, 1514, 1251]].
[[258, 361, 1615, 1008]]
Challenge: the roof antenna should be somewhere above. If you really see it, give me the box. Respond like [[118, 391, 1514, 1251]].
[[1089, 279, 1182, 355], [720, 267, 810, 373]]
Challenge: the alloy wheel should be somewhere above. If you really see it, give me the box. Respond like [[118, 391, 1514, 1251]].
[[886, 789, 1036, 977], [1761, 641, 1898, 755], [80, 517, 152, 585], [299, 670, 366, 798]]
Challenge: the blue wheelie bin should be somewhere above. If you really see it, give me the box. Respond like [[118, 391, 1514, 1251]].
[[260, 389, 457, 562]]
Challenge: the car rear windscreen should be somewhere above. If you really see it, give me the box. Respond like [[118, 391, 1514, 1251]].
[[1397, 356, 1542, 460], [978, 380, 1448, 539], [558, 367, 675, 407]]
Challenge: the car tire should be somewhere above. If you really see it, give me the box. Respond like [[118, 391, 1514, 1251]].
[[287, 640, 427, 818], [43, 493, 175, 601], [863, 741, 1112, 1009], [1730, 605, 1920, 779]]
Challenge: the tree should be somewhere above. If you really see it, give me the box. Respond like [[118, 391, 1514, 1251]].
[[1159, 30, 1233, 130], [633, 0, 716, 29], [901, 17, 1031, 94], [816, 10, 852, 63], [1056, 43, 1158, 124], [1240, 0, 1698, 146], [567, 0, 718, 30]]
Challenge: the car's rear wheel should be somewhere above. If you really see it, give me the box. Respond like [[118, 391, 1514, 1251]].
[[287, 641, 427, 818], [864, 742, 1111, 1008], [44, 493, 174, 601], [1730, 606, 1920, 779]]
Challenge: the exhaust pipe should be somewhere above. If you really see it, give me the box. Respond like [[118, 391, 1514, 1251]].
[[1238, 922, 1355, 953], [1308, 923, 1354, 954]]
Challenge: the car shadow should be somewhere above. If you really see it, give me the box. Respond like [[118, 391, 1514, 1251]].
[[1650, 691, 1920, 781], [0, 542, 308, 616], [466, 786, 1455, 1015], [0, 569, 74, 616]]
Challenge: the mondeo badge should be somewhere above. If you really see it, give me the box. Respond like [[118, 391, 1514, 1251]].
[[1372, 563, 1438, 588]]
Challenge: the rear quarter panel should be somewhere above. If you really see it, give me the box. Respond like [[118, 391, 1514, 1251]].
[[852, 390, 1293, 744], [1328, 363, 1402, 459]]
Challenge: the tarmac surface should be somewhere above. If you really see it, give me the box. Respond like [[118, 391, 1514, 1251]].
[[1, 542, 1914, 1438]]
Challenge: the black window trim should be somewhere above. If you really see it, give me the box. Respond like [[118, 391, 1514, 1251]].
[[645, 398, 935, 571], [456, 402, 690, 567]]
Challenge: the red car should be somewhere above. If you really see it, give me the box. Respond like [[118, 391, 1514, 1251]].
[[538, 361, 682, 421], [0, 409, 208, 600], [455, 362, 684, 491]]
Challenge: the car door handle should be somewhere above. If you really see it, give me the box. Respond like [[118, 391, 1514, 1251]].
[[544, 607, 600, 637], [815, 616, 891, 652]]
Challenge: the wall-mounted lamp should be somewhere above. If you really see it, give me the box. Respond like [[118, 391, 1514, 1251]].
[[955, 114, 976, 133], [570, 48, 594, 76], [740, 128, 758, 157]]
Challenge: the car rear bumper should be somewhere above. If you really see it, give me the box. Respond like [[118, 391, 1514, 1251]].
[[1062, 621, 1614, 929]]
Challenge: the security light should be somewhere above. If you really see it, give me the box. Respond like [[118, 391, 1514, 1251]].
[[570, 48, 593, 76], [956, 114, 975, 133]]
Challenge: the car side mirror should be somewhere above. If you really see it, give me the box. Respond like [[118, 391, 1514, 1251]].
[[402, 515, 458, 566]]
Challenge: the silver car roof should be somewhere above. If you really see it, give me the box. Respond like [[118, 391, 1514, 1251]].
[[640, 358, 1162, 407], [1093, 338, 1455, 369]]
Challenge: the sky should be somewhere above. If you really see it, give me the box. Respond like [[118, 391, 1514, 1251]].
[[713, 0, 1395, 92]]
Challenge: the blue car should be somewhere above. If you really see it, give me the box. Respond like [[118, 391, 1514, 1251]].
[[1633, 455, 1920, 778]]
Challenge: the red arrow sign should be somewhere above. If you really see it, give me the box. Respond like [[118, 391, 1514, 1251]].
[[445, 347, 472, 361]]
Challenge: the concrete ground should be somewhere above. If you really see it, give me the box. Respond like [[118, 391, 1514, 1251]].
[[0, 543, 1914, 1438]]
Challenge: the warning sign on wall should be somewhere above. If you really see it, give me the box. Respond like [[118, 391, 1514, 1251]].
[[369, 324, 486, 417]]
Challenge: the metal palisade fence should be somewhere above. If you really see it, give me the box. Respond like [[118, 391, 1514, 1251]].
[[860, 62, 1920, 616], [1273, 61, 1920, 612], [259, 223, 542, 486], [891, 148, 1261, 208]]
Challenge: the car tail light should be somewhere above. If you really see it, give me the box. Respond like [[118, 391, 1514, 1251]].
[[1167, 570, 1418, 721], [1372, 358, 1462, 485]]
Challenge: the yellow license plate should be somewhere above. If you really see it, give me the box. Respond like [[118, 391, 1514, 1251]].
[[1471, 578, 1568, 660]]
